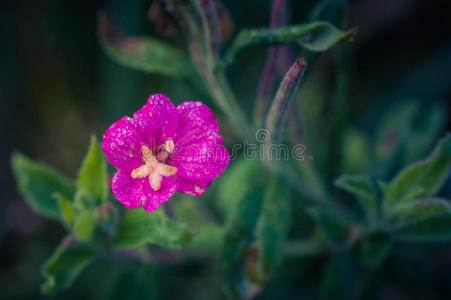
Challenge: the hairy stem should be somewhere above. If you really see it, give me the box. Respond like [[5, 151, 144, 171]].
[[195, 0, 251, 139], [203, 70, 253, 139], [254, 0, 288, 128], [196, 0, 220, 64], [165, 0, 251, 139]]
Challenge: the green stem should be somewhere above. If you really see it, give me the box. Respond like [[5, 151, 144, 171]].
[[184, 0, 252, 139], [203, 71, 252, 139], [253, 0, 288, 128], [195, 0, 220, 66]]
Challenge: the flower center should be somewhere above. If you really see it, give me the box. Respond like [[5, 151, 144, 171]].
[[130, 140, 177, 191]]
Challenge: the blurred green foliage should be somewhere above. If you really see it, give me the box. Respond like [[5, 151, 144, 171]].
[[3, 0, 451, 299]]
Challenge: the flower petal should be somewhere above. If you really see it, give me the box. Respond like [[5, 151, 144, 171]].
[[111, 170, 177, 213], [133, 93, 179, 147], [174, 101, 222, 147], [171, 101, 230, 182], [176, 178, 210, 197], [142, 176, 178, 213], [101, 117, 145, 170], [171, 142, 230, 182], [111, 170, 145, 209]]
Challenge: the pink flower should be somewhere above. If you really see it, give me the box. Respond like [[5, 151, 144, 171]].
[[101, 93, 230, 213]]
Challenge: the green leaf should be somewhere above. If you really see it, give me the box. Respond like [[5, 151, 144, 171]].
[[356, 233, 392, 268], [255, 181, 291, 281], [373, 101, 446, 177], [374, 101, 421, 177], [335, 174, 377, 220], [113, 209, 193, 250], [11, 153, 75, 220], [55, 193, 76, 226], [340, 128, 371, 173], [188, 225, 223, 253], [41, 238, 96, 294], [299, 22, 356, 51], [76, 136, 108, 203], [173, 195, 214, 227], [98, 13, 194, 77], [383, 134, 451, 207], [97, 203, 119, 236], [387, 199, 451, 241], [374, 101, 420, 163], [216, 159, 262, 219], [222, 21, 356, 67], [73, 210, 97, 242], [223, 188, 264, 298], [309, 208, 349, 246], [73, 189, 97, 210], [405, 102, 447, 163], [172, 196, 223, 253]]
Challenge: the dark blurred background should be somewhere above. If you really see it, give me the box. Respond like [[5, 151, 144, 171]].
[[1, 0, 451, 299]]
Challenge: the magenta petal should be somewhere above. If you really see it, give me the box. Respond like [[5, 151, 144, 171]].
[[175, 101, 222, 147], [142, 176, 178, 213], [133, 93, 179, 147], [112, 171, 177, 213], [171, 101, 230, 182], [176, 178, 210, 197], [171, 142, 230, 181], [111, 170, 145, 209], [101, 117, 145, 170]]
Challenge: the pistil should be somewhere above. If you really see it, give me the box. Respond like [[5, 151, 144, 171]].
[[131, 144, 177, 191]]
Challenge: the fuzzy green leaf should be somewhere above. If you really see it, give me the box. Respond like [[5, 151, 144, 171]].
[[222, 21, 356, 67], [73, 210, 97, 242], [55, 193, 76, 226], [41, 238, 96, 294], [374, 101, 420, 164], [373, 101, 447, 181], [73, 189, 97, 210], [335, 174, 377, 219], [340, 128, 371, 173], [11, 153, 75, 220], [309, 208, 349, 246], [98, 13, 194, 77], [223, 188, 264, 298], [255, 181, 291, 281], [173, 196, 223, 253], [76, 136, 108, 203], [383, 134, 451, 207], [113, 210, 193, 250], [216, 159, 262, 219], [387, 199, 451, 241], [405, 103, 447, 163]]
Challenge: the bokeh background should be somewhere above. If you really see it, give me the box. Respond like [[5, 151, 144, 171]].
[[1, 0, 451, 299]]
